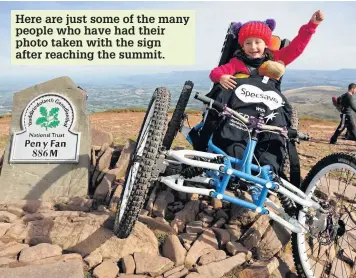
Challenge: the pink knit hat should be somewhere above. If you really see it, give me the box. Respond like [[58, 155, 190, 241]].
[[232, 19, 276, 47]]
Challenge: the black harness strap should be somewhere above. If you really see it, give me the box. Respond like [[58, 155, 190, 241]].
[[287, 139, 301, 187]]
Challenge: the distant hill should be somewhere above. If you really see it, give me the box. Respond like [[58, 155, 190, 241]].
[[95, 68, 356, 91], [0, 68, 355, 119], [283, 86, 347, 120]]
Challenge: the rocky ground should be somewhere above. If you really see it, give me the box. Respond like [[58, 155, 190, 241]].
[[0, 111, 355, 278]]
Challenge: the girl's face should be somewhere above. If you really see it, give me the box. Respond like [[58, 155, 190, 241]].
[[242, 37, 266, 58]]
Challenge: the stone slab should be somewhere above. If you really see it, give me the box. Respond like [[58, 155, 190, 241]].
[[0, 76, 90, 202], [0, 258, 84, 278]]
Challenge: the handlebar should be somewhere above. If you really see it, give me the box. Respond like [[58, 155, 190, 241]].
[[194, 93, 225, 112], [194, 92, 310, 141], [297, 132, 310, 141]]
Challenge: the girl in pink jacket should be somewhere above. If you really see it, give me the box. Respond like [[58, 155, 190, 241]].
[[210, 10, 324, 90]]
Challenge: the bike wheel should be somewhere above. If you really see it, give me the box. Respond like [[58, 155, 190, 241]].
[[162, 81, 193, 150], [113, 87, 171, 239], [290, 152, 356, 278], [282, 105, 299, 180]]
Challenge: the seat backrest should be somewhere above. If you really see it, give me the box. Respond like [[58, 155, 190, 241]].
[[216, 22, 290, 67]]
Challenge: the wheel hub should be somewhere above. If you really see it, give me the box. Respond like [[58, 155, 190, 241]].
[[318, 214, 340, 245]]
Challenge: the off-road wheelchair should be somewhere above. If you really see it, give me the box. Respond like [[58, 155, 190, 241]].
[[114, 23, 356, 278]]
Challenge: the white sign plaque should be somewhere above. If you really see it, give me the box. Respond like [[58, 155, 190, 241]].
[[10, 93, 80, 163]]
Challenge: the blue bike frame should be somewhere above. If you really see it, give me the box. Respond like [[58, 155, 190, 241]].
[[185, 121, 278, 214]]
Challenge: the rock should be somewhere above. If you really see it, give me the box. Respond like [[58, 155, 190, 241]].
[[98, 143, 110, 155], [183, 243, 191, 251], [212, 218, 226, 228], [185, 273, 204, 278], [26, 236, 52, 245], [179, 233, 197, 246], [185, 229, 218, 269], [22, 213, 45, 222], [6, 206, 25, 217], [19, 243, 62, 263], [226, 242, 252, 260], [165, 268, 189, 278], [97, 147, 114, 172], [230, 192, 259, 226], [64, 197, 93, 212], [171, 200, 200, 233], [178, 192, 187, 202], [0, 259, 84, 278], [163, 265, 184, 277], [109, 182, 123, 212], [167, 202, 184, 214], [215, 209, 229, 220], [118, 275, 148, 278], [91, 169, 106, 190], [84, 253, 103, 269], [203, 206, 215, 216], [3, 221, 29, 241], [186, 221, 203, 234], [82, 222, 159, 260], [198, 250, 226, 265], [198, 213, 214, 227], [91, 128, 114, 150], [92, 149, 97, 167], [134, 252, 174, 276], [237, 257, 280, 278], [138, 215, 177, 234], [270, 269, 283, 278], [114, 139, 136, 180], [9, 253, 82, 268], [93, 259, 119, 278], [195, 253, 247, 277], [0, 77, 90, 202], [152, 191, 175, 218], [211, 228, 230, 247], [330, 258, 351, 278], [256, 221, 291, 260], [0, 200, 54, 214], [94, 171, 116, 202], [0, 223, 11, 237], [121, 255, 135, 274], [5, 216, 158, 260], [0, 211, 18, 223], [212, 198, 222, 209], [279, 252, 296, 275], [145, 186, 158, 214], [224, 224, 242, 242], [189, 193, 200, 200], [240, 215, 270, 250], [0, 257, 17, 266], [162, 235, 187, 266], [0, 242, 29, 257], [139, 209, 149, 216]]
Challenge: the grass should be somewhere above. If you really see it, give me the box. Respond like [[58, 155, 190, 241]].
[[0, 114, 11, 119], [299, 115, 339, 123], [153, 230, 170, 248], [0, 109, 340, 122], [0, 135, 9, 150], [113, 135, 137, 146], [83, 271, 94, 278]]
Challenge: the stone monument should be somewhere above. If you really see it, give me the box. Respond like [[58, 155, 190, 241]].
[[0, 76, 91, 202]]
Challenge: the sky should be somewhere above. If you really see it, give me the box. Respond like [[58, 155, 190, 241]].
[[0, 1, 355, 83]]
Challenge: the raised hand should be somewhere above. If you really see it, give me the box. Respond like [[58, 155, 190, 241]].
[[311, 10, 324, 24]]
